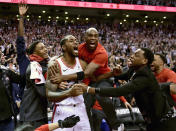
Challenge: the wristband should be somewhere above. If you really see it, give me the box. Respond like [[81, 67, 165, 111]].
[[95, 88, 100, 93], [87, 86, 91, 93], [58, 120, 63, 128], [77, 71, 85, 81]]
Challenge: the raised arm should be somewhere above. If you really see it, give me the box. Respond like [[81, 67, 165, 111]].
[[18, 3, 28, 36]]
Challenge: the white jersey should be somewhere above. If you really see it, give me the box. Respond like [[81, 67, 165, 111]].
[[55, 57, 84, 105]]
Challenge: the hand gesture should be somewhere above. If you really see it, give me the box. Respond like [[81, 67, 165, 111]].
[[50, 74, 63, 84], [49, 62, 62, 84], [124, 101, 132, 110], [112, 64, 122, 76], [19, 1, 28, 16], [69, 84, 84, 97], [130, 97, 136, 106], [49, 61, 59, 77], [58, 115, 80, 128], [58, 82, 69, 89], [72, 83, 88, 93]]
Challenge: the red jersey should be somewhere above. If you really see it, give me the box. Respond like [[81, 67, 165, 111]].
[[155, 68, 176, 105], [78, 42, 110, 77]]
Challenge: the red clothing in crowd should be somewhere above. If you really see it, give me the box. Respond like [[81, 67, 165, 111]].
[[35, 124, 49, 131], [78, 42, 111, 77], [79, 43, 128, 110], [79, 43, 127, 110], [154, 68, 176, 105]]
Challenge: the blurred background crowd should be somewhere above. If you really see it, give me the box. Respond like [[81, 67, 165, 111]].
[[0, 19, 176, 74]]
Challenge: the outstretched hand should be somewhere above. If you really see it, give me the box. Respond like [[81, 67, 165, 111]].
[[124, 101, 132, 110], [58, 115, 80, 128], [111, 64, 122, 76], [19, 1, 28, 16]]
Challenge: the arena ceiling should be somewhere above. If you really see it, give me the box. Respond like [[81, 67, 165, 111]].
[[0, 3, 175, 22]]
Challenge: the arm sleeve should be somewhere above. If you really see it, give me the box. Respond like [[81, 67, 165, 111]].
[[166, 71, 176, 83], [8, 70, 22, 83], [35, 84, 47, 98], [35, 124, 49, 131], [16, 36, 30, 75], [99, 76, 148, 97], [119, 96, 127, 103], [115, 68, 134, 81], [27, 69, 46, 98]]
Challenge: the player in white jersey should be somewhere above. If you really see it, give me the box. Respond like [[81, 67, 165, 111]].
[[47, 35, 91, 131]]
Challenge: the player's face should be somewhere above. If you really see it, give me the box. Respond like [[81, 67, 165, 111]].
[[151, 55, 162, 72], [85, 30, 98, 52], [34, 42, 48, 59], [65, 36, 79, 57], [130, 49, 147, 67]]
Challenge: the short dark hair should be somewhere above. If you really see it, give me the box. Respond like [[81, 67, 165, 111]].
[[60, 35, 73, 47], [155, 53, 167, 64], [60, 37, 68, 47], [141, 48, 154, 66], [26, 41, 40, 55]]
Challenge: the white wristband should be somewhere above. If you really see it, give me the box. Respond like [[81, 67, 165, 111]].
[[87, 86, 91, 93]]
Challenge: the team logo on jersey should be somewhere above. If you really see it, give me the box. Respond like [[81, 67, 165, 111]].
[[63, 68, 68, 72]]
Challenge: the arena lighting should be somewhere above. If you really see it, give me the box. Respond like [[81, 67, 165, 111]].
[[71, 20, 74, 23], [1, 1, 176, 12], [86, 18, 89, 21], [17, 18, 20, 21], [77, 17, 79, 20], [136, 20, 139, 22], [106, 14, 110, 16], [16, 15, 19, 17], [65, 12, 68, 15], [156, 24, 158, 26], [145, 16, 148, 18], [65, 17, 69, 20], [163, 16, 167, 19], [42, 10, 46, 13], [48, 19, 50, 22], [56, 16, 59, 19], [126, 14, 129, 17], [27, 19, 29, 21], [123, 19, 126, 22], [48, 16, 51, 19], [120, 22, 122, 24], [161, 21, 164, 23], [27, 15, 29, 18], [153, 20, 156, 23], [38, 16, 41, 18], [144, 20, 147, 23]]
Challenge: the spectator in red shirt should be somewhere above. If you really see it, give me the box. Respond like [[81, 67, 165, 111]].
[[151, 53, 176, 105]]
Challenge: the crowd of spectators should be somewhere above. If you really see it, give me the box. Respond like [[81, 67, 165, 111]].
[[70, 0, 176, 7], [0, 18, 176, 73]]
